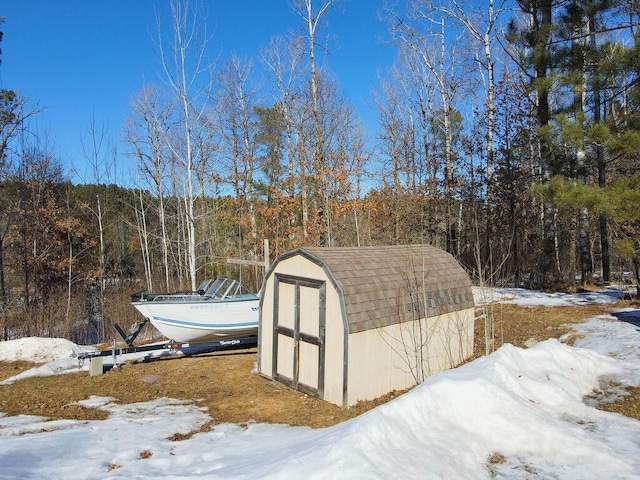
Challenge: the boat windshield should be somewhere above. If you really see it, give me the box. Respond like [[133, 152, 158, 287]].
[[204, 278, 242, 299], [196, 279, 214, 294]]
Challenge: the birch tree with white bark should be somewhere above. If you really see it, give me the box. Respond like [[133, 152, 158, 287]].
[[388, 4, 472, 255], [155, 0, 214, 290], [125, 84, 176, 291], [260, 33, 305, 200], [292, 0, 342, 244], [213, 54, 262, 258]]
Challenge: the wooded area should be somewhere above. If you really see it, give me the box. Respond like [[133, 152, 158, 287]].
[[1, 0, 639, 343]]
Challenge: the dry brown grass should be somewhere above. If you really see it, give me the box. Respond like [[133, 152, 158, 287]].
[[1, 299, 639, 430], [0, 349, 400, 429], [472, 302, 616, 359], [600, 386, 640, 418]]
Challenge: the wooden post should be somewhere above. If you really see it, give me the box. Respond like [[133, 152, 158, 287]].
[[227, 239, 270, 269]]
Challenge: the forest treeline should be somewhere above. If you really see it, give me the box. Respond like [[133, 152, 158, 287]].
[[1, 0, 640, 342]]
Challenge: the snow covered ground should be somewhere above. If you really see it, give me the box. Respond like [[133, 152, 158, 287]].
[[1, 288, 640, 479], [472, 284, 633, 307]]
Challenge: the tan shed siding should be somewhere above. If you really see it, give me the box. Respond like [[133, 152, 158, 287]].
[[278, 254, 327, 280], [345, 307, 475, 406], [322, 285, 346, 406], [258, 274, 275, 376], [424, 308, 475, 371], [346, 328, 417, 405]]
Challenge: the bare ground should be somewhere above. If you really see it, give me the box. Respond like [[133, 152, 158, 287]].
[[0, 300, 638, 432]]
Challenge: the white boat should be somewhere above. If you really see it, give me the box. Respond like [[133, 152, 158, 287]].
[[131, 278, 259, 343]]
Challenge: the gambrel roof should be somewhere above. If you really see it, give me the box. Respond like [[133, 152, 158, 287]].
[[282, 244, 474, 334]]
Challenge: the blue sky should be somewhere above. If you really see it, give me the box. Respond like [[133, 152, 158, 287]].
[[1, 1, 395, 183]]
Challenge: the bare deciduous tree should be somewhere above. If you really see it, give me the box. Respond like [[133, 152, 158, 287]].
[[213, 54, 261, 254], [293, 0, 342, 244], [388, 3, 473, 255], [155, 0, 215, 290], [126, 85, 176, 290]]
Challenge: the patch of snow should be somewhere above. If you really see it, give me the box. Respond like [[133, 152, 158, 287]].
[[0, 337, 95, 363], [473, 285, 630, 307]]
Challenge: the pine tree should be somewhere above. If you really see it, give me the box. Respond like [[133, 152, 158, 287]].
[[508, 0, 561, 288]]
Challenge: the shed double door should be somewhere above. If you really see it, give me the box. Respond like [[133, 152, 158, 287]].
[[272, 274, 326, 398]]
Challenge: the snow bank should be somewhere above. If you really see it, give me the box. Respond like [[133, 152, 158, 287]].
[[212, 340, 635, 480], [0, 337, 93, 363]]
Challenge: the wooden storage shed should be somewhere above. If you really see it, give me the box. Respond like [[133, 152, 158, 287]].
[[258, 244, 475, 407]]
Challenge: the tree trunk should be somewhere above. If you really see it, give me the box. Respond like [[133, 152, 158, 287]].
[[536, 0, 559, 289], [0, 236, 5, 341], [591, 11, 610, 283], [599, 212, 610, 283], [578, 206, 592, 285]]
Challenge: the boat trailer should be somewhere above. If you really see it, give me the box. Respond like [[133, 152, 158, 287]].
[[74, 318, 258, 369]]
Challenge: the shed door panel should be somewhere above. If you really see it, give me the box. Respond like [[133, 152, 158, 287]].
[[276, 334, 295, 379], [297, 284, 321, 390], [273, 274, 325, 399], [277, 282, 296, 330], [298, 337, 319, 390], [299, 285, 320, 336]]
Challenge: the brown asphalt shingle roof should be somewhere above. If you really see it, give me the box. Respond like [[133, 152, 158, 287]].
[[299, 244, 474, 334]]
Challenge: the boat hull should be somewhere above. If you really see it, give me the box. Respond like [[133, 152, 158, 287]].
[[132, 296, 259, 343]]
